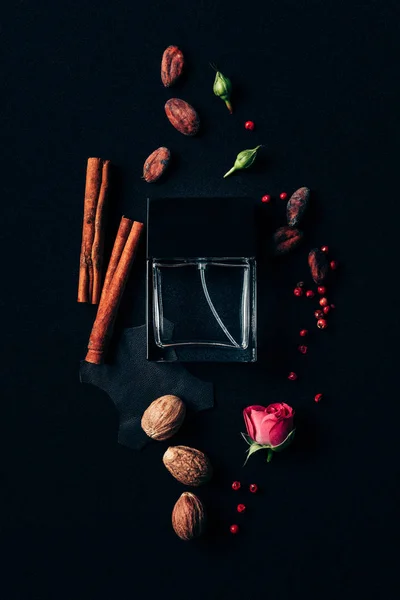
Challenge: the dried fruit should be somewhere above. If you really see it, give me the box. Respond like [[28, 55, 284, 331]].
[[212, 68, 233, 113], [272, 226, 303, 255], [286, 187, 310, 227], [223, 146, 261, 178], [308, 248, 329, 284], [165, 98, 200, 136], [161, 45, 184, 87], [172, 492, 206, 541], [163, 445, 213, 486], [141, 394, 186, 440], [142, 147, 171, 183]]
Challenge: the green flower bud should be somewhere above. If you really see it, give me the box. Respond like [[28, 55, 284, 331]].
[[223, 146, 262, 178], [212, 70, 233, 113]]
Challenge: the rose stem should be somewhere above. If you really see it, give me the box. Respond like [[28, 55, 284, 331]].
[[91, 159, 110, 304], [85, 218, 143, 364]]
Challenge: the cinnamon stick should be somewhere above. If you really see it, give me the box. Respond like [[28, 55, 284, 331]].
[[78, 157, 110, 304], [85, 217, 144, 364]]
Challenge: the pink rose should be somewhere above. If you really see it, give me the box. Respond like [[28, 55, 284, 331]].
[[243, 403, 295, 447]]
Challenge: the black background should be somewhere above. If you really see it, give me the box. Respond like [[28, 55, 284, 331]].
[[1, 1, 399, 598]]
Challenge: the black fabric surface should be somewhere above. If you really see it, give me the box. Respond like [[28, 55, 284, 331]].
[[1, 1, 399, 599], [80, 323, 214, 449]]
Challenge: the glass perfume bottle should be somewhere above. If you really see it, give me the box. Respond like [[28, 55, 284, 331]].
[[146, 198, 257, 362]]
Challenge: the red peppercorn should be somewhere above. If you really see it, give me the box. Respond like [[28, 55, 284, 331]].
[[232, 481, 241, 491], [321, 245, 329, 253], [314, 309, 324, 319], [330, 260, 338, 270], [294, 287, 303, 297], [298, 345, 308, 354], [249, 484, 258, 493], [319, 297, 328, 307], [244, 120, 255, 131], [323, 305, 330, 315], [317, 318, 328, 329], [237, 504, 246, 513], [299, 329, 308, 337], [317, 286, 326, 295], [330, 303, 335, 309], [288, 371, 297, 381], [306, 290, 315, 298], [279, 192, 287, 200], [314, 393, 323, 403], [297, 281, 305, 288], [261, 194, 271, 203], [230, 524, 239, 534]]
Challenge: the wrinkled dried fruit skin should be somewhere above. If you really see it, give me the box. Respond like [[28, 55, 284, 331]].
[[308, 248, 329, 284], [172, 492, 206, 541], [165, 98, 200, 136], [287, 186, 310, 227], [141, 394, 186, 440], [163, 445, 213, 486], [142, 147, 171, 183], [273, 226, 303, 255], [161, 45, 184, 87]]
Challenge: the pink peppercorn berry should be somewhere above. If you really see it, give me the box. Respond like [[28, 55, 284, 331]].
[[237, 504, 246, 513], [294, 287, 303, 297], [314, 393, 323, 403], [288, 372, 298, 381], [279, 192, 287, 200], [300, 329, 308, 337], [230, 524, 239, 534], [306, 290, 315, 298], [298, 345, 308, 354], [232, 481, 241, 491], [261, 194, 271, 203], [244, 121, 255, 131], [249, 484, 258, 493]]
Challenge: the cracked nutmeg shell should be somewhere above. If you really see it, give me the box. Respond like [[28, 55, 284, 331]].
[[286, 186, 310, 227], [141, 395, 186, 441], [142, 147, 171, 183], [308, 248, 329, 284], [272, 226, 304, 255], [163, 445, 213, 486], [161, 45, 184, 87], [165, 98, 200, 136], [172, 492, 206, 541]]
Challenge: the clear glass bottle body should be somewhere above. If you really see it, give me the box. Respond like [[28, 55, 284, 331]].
[[147, 257, 256, 362]]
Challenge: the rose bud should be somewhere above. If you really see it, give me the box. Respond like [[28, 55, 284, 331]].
[[223, 146, 262, 178], [212, 67, 233, 114], [242, 403, 295, 463]]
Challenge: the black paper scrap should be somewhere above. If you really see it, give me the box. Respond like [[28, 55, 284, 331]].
[[79, 322, 214, 449]]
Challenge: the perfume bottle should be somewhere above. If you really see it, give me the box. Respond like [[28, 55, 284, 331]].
[[146, 198, 257, 362]]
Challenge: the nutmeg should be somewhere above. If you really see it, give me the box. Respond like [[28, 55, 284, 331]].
[[141, 395, 186, 441], [172, 492, 206, 541], [163, 445, 213, 486]]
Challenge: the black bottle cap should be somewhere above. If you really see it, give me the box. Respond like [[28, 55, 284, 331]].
[[147, 197, 256, 258]]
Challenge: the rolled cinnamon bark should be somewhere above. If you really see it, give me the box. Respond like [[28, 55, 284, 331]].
[[85, 217, 144, 365], [78, 157, 110, 304]]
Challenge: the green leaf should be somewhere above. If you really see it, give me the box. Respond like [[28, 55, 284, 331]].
[[241, 432, 254, 446], [270, 429, 296, 453], [243, 442, 265, 466]]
